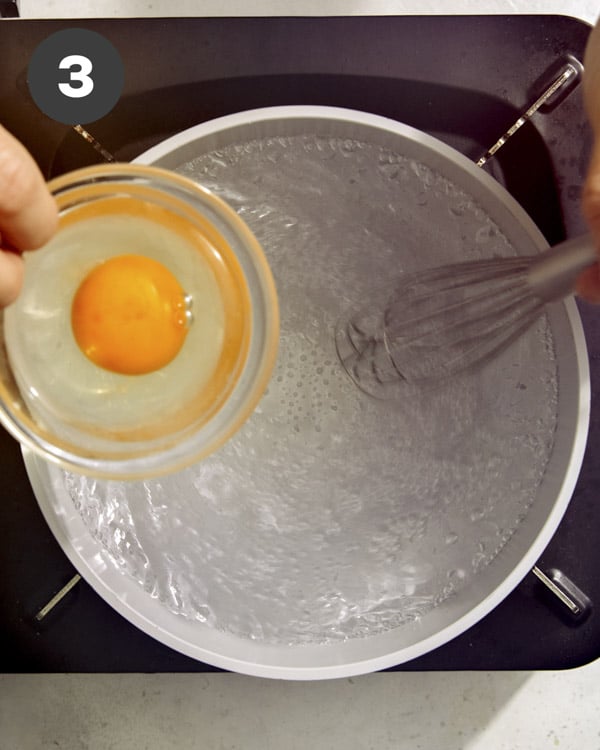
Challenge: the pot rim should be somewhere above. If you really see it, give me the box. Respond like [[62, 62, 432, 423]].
[[25, 106, 590, 679]]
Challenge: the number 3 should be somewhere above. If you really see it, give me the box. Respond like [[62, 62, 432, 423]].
[[58, 54, 94, 99]]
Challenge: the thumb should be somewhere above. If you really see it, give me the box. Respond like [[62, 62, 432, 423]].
[[0, 249, 24, 307], [0, 125, 58, 252]]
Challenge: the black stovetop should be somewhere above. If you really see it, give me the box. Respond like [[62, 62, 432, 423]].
[[1, 15, 599, 672]]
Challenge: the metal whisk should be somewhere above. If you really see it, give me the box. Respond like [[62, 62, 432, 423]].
[[336, 234, 596, 393]]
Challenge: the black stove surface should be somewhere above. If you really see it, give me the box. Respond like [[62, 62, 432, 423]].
[[1, 15, 599, 672]]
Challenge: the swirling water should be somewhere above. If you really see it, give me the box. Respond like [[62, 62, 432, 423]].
[[63, 135, 558, 644]]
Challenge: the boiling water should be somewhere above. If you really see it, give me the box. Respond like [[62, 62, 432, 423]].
[[63, 136, 558, 644]]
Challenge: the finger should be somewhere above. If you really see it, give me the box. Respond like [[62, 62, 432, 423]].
[[584, 20, 600, 136], [579, 140, 600, 303], [0, 125, 58, 251], [576, 265, 600, 304], [0, 249, 24, 307], [582, 145, 600, 239]]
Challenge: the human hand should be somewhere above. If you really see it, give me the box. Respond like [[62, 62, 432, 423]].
[[579, 19, 600, 302], [0, 125, 58, 307]]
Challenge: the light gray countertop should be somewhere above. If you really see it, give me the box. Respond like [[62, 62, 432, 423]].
[[14, 0, 600, 24], [1, 666, 599, 749], [2, 2, 600, 749]]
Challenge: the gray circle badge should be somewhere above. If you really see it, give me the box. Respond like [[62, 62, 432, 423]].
[[28, 28, 124, 125]]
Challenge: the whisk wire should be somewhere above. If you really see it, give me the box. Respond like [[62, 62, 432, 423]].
[[385, 296, 544, 381], [337, 234, 595, 390], [406, 256, 531, 290], [384, 270, 531, 345]]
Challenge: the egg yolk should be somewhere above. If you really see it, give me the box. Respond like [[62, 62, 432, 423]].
[[71, 254, 190, 375]]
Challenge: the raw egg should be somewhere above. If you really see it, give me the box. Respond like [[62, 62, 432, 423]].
[[4, 198, 251, 441]]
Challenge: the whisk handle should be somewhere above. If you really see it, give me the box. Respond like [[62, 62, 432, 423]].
[[528, 233, 597, 302]]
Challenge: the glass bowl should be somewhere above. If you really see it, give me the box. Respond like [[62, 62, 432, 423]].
[[0, 164, 279, 479]]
